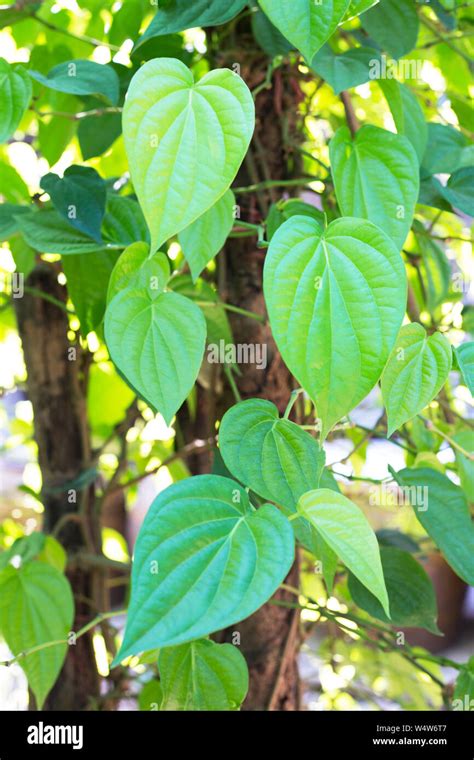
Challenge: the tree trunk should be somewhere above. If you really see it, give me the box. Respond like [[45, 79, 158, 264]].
[[180, 47, 305, 709], [14, 263, 100, 710]]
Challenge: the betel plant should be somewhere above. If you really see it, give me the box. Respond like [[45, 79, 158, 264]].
[[0, 0, 473, 711]]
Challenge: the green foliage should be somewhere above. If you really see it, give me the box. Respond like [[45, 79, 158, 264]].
[[348, 546, 440, 633], [381, 324, 452, 435], [298, 489, 390, 614], [330, 124, 419, 249], [394, 468, 474, 585], [264, 216, 406, 439], [114, 475, 294, 660], [259, 0, 351, 62], [0, 561, 74, 707], [0, 0, 472, 713], [123, 58, 254, 253], [158, 639, 248, 711], [0, 58, 32, 143]]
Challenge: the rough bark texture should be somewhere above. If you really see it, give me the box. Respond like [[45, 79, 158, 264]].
[[14, 263, 100, 710], [179, 40, 306, 709]]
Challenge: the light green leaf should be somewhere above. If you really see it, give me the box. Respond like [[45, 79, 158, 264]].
[[41, 165, 106, 243], [62, 250, 119, 335], [263, 216, 406, 439], [381, 324, 452, 436], [379, 79, 428, 162], [105, 283, 206, 424], [348, 546, 440, 634], [135, 0, 247, 49], [412, 221, 451, 312], [259, 0, 350, 62], [159, 638, 248, 711], [0, 561, 74, 708], [113, 475, 294, 660], [0, 203, 30, 240], [178, 190, 235, 282], [29, 60, 119, 104], [87, 361, 136, 436], [139, 679, 162, 711], [453, 657, 474, 709], [361, 0, 419, 59], [123, 58, 254, 253], [456, 342, 474, 395], [266, 198, 325, 240], [219, 398, 325, 511], [311, 45, 379, 95], [0, 58, 32, 143], [297, 488, 389, 614], [393, 467, 474, 585], [329, 124, 419, 249], [106, 243, 169, 302], [14, 208, 109, 254]]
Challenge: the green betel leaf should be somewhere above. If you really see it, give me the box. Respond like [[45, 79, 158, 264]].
[[348, 546, 441, 634], [113, 475, 294, 660], [344, 0, 379, 21], [412, 222, 451, 312], [421, 123, 468, 176], [123, 58, 254, 253], [29, 60, 120, 104], [378, 80, 428, 163], [455, 342, 474, 396], [14, 208, 109, 254], [169, 275, 233, 346], [0, 561, 74, 708], [105, 283, 206, 424], [329, 125, 419, 249], [62, 250, 119, 336], [0, 203, 30, 241], [158, 638, 249, 711], [381, 324, 452, 436], [259, 0, 350, 62], [311, 45, 379, 95], [0, 58, 32, 143], [136, 0, 247, 48], [251, 8, 294, 57], [361, 0, 419, 60], [107, 242, 169, 302], [219, 398, 325, 511], [263, 216, 406, 440], [178, 190, 235, 282], [41, 165, 106, 243], [297, 488, 389, 614], [393, 467, 474, 585]]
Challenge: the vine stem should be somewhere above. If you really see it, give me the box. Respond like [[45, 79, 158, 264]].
[[233, 177, 318, 194], [0, 609, 126, 667], [31, 12, 121, 52], [419, 415, 474, 460], [283, 388, 305, 419]]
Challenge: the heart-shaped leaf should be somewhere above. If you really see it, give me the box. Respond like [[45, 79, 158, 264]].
[[297, 489, 390, 614], [259, 0, 351, 62], [29, 60, 119, 104], [329, 124, 419, 249], [378, 79, 428, 162], [381, 324, 452, 436], [263, 215, 406, 439], [106, 243, 169, 302], [135, 0, 247, 48], [158, 638, 249, 711], [455, 342, 474, 395], [0, 561, 74, 708], [0, 58, 32, 143], [311, 45, 379, 95], [114, 475, 294, 660], [348, 546, 440, 634], [178, 190, 235, 282], [219, 398, 325, 511], [105, 283, 206, 424], [123, 58, 254, 253]]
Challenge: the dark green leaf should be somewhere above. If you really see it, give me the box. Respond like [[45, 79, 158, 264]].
[[41, 165, 106, 242], [361, 0, 419, 59], [29, 60, 120, 104]]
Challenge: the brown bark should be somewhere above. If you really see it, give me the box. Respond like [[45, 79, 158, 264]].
[[179, 48, 306, 709], [14, 263, 100, 710]]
